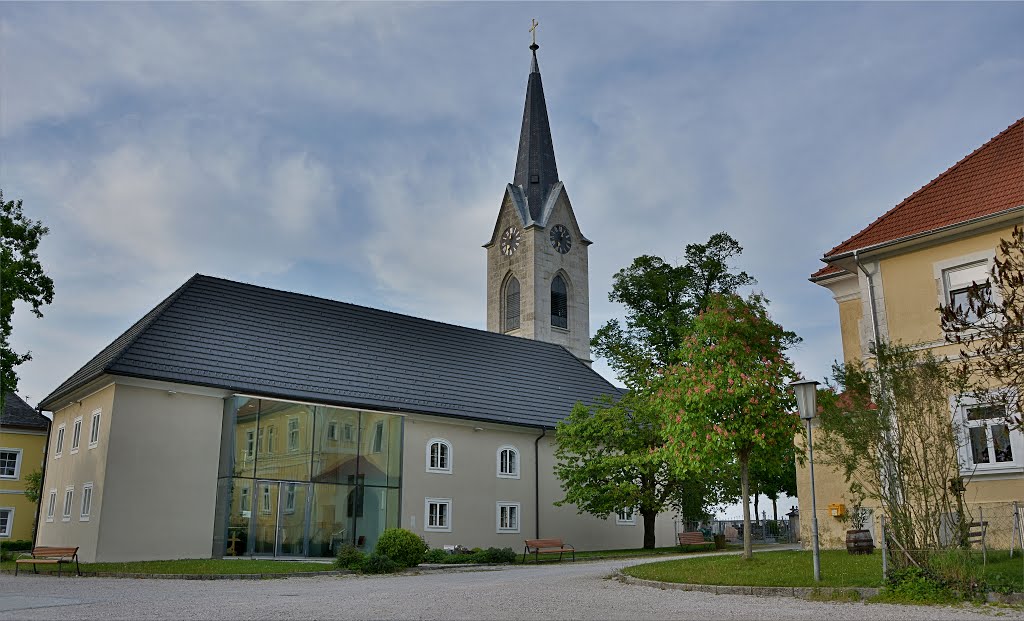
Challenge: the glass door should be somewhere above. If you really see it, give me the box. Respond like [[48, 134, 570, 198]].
[[252, 481, 312, 557]]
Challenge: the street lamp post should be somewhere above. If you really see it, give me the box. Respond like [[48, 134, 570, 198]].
[[792, 379, 821, 582]]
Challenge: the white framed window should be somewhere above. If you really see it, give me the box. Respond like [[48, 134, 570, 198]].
[[288, 417, 300, 451], [371, 421, 385, 453], [71, 416, 83, 453], [0, 508, 12, 537], [425, 498, 452, 532], [943, 261, 992, 323], [80, 483, 93, 521], [616, 507, 636, 525], [54, 424, 65, 458], [239, 485, 250, 516], [0, 448, 22, 479], [89, 409, 101, 448], [426, 438, 452, 474], [62, 486, 74, 521], [267, 426, 276, 453], [497, 446, 520, 479], [960, 400, 1021, 472], [496, 502, 520, 533], [46, 489, 57, 522], [328, 421, 339, 441]]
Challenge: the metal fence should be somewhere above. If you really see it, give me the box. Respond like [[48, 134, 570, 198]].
[[674, 518, 796, 544]]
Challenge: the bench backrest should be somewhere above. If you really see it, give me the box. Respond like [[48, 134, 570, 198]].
[[33, 546, 79, 557], [525, 538, 564, 548], [677, 532, 706, 544]]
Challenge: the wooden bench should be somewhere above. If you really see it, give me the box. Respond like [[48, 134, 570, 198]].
[[677, 532, 707, 546], [523, 538, 575, 563], [15, 546, 81, 577]]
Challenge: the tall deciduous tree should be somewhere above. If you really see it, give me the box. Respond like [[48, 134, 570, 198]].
[[1, 191, 55, 410], [939, 225, 1024, 423], [654, 294, 799, 559], [592, 232, 754, 388], [554, 393, 722, 549]]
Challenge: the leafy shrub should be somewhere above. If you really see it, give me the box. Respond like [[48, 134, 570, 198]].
[[475, 547, 517, 564], [374, 528, 428, 568], [0, 540, 33, 552], [360, 553, 400, 574], [877, 567, 958, 604], [423, 548, 448, 563], [334, 544, 366, 570]]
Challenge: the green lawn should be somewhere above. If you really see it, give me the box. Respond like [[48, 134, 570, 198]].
[[624, 549, 1024, 592], [1, 558, 337, 576]]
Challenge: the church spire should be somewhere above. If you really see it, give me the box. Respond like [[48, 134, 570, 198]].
[[514, 22, 559, 222]]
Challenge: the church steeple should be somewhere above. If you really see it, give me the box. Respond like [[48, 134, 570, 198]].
[[513, 37, 559, 222]]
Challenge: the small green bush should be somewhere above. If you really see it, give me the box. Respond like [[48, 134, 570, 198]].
[[334, 544, 366, 570], [423, 548, 448, 563], [475, 547, 517, 564], [876, 567, 958, 604], [360, 553, 400, 574], [0, 540, 33, 552], [374, 528, 428, 568]]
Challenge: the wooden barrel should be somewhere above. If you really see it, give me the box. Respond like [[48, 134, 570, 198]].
[[846, 529, 875, 555]]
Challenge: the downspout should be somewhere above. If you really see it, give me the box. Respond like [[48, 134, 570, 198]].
[[32, 406, 51, 549], [534, 427, 546, 539], [853, 249, 881, 352]]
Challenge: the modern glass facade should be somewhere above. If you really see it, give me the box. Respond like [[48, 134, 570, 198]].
[[215, 396, 403, 558]]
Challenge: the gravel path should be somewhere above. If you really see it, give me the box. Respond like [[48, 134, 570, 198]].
[[2, 553, 1020, 620]]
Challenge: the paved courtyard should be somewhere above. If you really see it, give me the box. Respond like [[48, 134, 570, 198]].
[[2, 554, 1021, 620]]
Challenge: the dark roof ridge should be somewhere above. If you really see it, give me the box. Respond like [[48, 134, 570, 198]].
[[823, 117, 1024, 259], [193, 274, 593, 361]]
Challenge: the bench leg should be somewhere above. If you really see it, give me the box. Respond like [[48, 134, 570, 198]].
[[57, 563, 61, 578], [76, 558, 81, 577], [33, 564, 38, 575], [522, 547, 528, 564]]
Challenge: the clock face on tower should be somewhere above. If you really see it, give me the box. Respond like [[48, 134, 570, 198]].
[[549, 224, 572, 254], [500, 226, 522, 256]]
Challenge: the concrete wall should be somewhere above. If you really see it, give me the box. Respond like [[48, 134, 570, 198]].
[[36, 383, 115, 560], [402, 414, 678, 551], [94, 384, 225, 561]]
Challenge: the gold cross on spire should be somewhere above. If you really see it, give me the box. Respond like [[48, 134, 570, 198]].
[[529, 19, 539, 46]]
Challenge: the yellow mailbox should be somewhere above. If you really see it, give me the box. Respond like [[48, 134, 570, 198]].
[[828, 503, 846, 518]]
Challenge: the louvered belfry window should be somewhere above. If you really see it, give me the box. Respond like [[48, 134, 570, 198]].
[[551, 275, 568, 329], [505, 276, 521, 332]]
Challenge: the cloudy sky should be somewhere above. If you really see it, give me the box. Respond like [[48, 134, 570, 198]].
[[3, 2, 1023, 411]]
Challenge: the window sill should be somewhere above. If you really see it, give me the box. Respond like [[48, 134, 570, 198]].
[[88, 443, 98, 450], [426, 468, 452, 475], [497, 529, 520, 534], [497, 473, 520, 480], [79, 517, 90, 522], [424, 526, 452, 533], [962, 464, 1024, 478], [551, 326, 569, 333]]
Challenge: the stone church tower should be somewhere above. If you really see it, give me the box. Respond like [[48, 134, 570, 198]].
[[484, 40, 591, 364]]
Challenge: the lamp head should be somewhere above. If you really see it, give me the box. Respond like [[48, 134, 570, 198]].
[[791, 379, 820, 421]]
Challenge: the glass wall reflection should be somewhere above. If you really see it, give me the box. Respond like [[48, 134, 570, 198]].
[[217, 397, 403, 558]]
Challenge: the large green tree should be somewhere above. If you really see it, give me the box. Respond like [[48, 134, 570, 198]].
[[1, 191, 54, 409], [654, 293, 799, 559], [592, 232, 754, 388], [554, 392, 722, 549]]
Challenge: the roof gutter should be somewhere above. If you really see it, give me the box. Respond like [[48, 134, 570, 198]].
[[824, 204, 1024, 267]]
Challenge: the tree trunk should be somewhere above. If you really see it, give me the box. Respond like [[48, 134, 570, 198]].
[[740, 453, 752, 560], [772, 497, 778, 523], [642, 510, 657, 549], [754, 485, 760, 526]]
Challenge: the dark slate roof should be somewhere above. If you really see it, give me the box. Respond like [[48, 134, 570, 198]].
[[39, 275, 619, 428], [2, 392, 49, 430], [513, 45, 560, 222]]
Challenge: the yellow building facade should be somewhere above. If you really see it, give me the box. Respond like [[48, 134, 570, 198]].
[[800, 117, 1024, 548], [1, 393, 50, 542]]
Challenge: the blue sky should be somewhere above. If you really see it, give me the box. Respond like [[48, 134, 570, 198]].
[[3, 2, 1023, 414]]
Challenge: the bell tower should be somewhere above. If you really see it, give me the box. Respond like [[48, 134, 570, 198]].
[[483, 26, 592, 364]]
